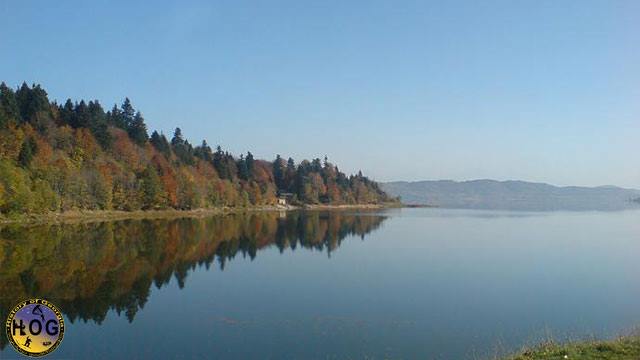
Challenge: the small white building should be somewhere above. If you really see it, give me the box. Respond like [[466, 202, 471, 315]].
[[277, 192, 294, 206]]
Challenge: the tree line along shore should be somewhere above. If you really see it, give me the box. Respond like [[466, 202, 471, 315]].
[[0, 204, 398, 225], [0, 82, 398, 218]]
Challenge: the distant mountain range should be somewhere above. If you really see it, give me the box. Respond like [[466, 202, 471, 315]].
[[381, 180, 640, 211]]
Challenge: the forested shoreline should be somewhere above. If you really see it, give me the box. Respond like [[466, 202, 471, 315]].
[[0, 82, 396, 216]]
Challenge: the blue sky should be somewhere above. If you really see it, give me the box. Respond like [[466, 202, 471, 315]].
[[1, 0, 638, 187]]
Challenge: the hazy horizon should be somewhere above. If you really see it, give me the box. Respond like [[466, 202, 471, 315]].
[[383, 178, 640, 190], [2, 0, 638, 187]]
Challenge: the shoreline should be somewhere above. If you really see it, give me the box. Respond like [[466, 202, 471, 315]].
[[503, 334, 640, 359], [0, 203, 400, 226]]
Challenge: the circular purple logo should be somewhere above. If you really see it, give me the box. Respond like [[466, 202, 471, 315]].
[[5, 299, 65, 357]]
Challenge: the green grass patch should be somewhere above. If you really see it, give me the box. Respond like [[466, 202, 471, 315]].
[[505, 336, 640, 360]]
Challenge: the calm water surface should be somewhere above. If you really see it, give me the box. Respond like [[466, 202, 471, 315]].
[[1, 209, 639, 359]]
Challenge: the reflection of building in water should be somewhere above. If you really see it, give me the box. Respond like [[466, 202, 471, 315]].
[[0, 211, 388, 349]]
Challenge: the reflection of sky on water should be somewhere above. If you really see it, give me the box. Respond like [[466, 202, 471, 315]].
[[379, 207, 640, 219], [1, 209, 639, 359]]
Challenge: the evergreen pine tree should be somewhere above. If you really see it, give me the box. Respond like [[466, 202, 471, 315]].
[[15, 83, 50, 124], [246, 151, 255, 175], [121, 98, 135, 127], [150, 131, 171, 157], [87, 100, 112, 149], [108, 104, 126, 129], [0, 82, 20, 125], [171, 128, 184, 146], [194, 140, 213, 162], [72, 100, 90, 128], [127, 111, 148, 146], [273, 155, 286, 190], [60, 99, 75, 126], [237, 154, 249, 180]]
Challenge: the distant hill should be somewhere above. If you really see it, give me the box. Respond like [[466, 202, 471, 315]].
[[381, 180, 640, 211]]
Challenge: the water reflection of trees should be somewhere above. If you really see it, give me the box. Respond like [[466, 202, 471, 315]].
[[0, 211, 386, 350]]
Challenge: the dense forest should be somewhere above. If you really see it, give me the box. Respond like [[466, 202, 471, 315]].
[[0, 82, 395, 215]]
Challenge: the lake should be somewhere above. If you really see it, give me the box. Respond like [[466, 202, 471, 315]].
[[1, 209, 639, 359]]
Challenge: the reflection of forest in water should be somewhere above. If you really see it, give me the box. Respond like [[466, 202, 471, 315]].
[[0, 211, 386, 350]]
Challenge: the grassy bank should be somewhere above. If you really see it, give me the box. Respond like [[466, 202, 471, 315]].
[[0, 203, 398, 225], [504, 335, 640, 360]]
